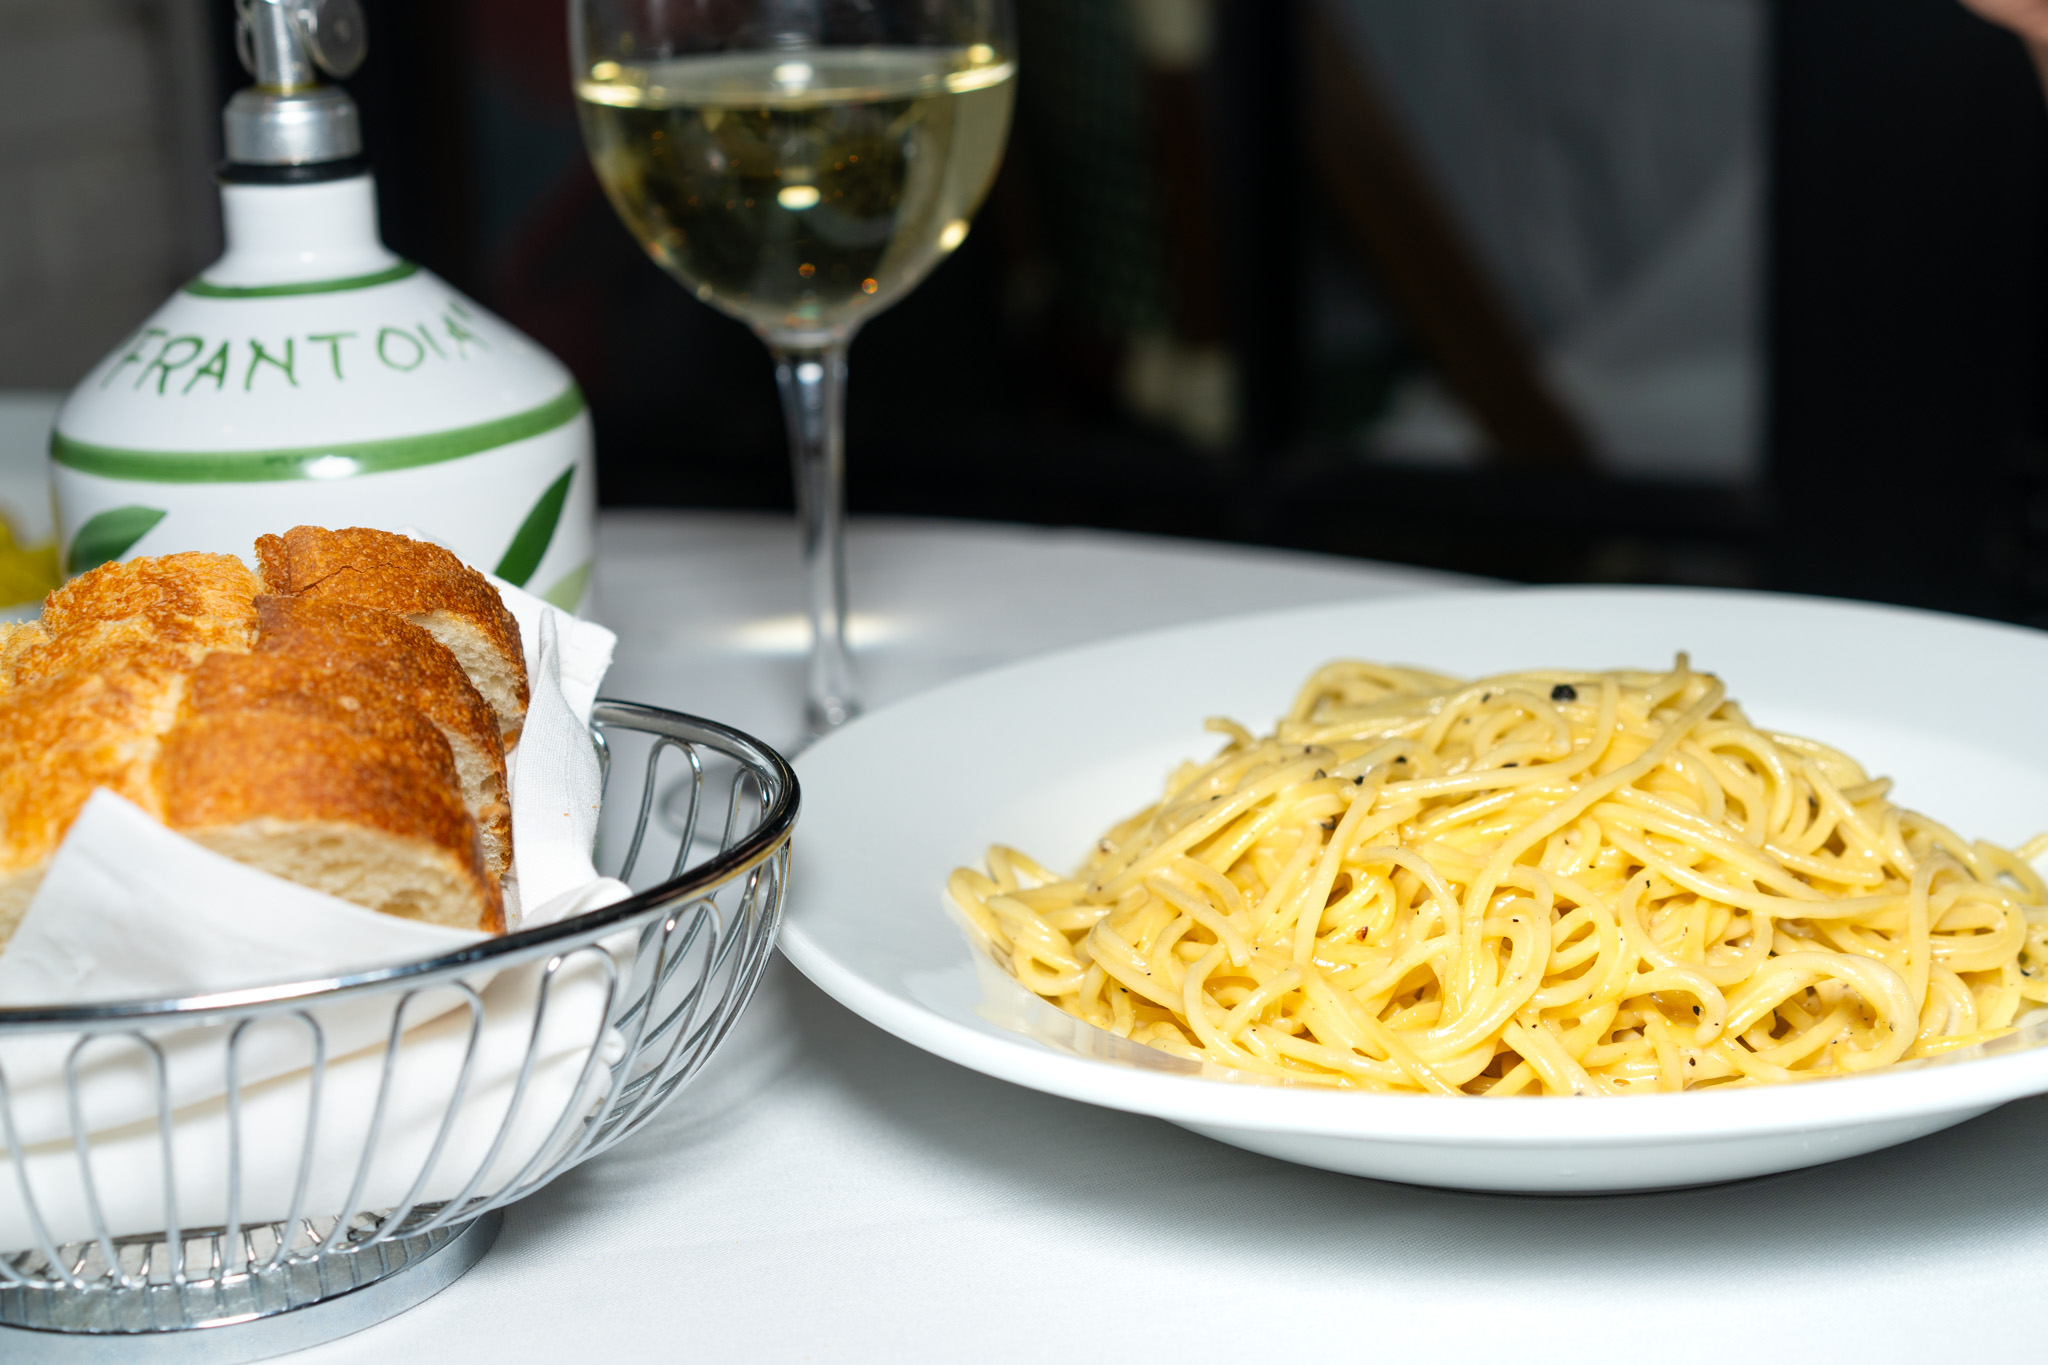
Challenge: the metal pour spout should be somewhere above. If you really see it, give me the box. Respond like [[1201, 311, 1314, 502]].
[[222, 0, 369, 172]]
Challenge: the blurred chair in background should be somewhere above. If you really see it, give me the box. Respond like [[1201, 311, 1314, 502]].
[[1312, 0, 1759, 486]]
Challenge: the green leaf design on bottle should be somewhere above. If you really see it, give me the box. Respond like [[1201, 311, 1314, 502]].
[[66, 506, 168, 576], [494, 465, 574, 587], [539, 560, 593, 612]]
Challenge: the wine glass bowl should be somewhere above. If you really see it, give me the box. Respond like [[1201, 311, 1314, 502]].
[[572, 0, 1016, 736], [577, 45, 1014, 345]]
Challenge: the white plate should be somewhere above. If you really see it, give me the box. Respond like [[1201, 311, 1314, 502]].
[[780, 587, 2048, 1193]]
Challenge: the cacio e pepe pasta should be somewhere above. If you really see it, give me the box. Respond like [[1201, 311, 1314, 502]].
[[949, 657, 2048, 1094]]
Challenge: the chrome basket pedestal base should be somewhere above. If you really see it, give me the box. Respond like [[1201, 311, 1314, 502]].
[[0, 1210, 500, 1362]]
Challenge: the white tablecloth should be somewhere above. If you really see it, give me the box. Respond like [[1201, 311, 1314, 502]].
[[290, 513, 2048, 1363]]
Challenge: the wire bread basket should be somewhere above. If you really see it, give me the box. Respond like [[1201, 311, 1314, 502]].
[[0, 701, 796, 1362]]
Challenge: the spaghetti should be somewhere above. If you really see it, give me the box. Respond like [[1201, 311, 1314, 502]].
[[948, 657, 2048, 1093]]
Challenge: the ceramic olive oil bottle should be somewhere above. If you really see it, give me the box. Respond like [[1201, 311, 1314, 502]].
[[50, 0, 596, 610]]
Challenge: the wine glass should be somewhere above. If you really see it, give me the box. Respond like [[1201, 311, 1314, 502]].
[[571, 0, 1017, 737]]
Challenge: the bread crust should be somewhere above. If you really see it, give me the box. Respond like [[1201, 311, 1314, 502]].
[[161, 706, 502, 933], [252, 596, 499, 755], [252, 595, 511, 879], [183, 652, 456, 756], [11, 553, 259, 685], [38, 553, 258, 668], [255, 527, 529, 739], [43, 552, 260, 636], [0, 554, 260, 876], [0, 667, 186, 873]]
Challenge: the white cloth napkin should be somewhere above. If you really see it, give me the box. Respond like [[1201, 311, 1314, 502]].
[[501, 596, 624, 927], [0, 574, 627, 1251]]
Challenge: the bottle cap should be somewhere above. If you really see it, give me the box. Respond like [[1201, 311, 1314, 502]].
[[221, 0, 369, 179]]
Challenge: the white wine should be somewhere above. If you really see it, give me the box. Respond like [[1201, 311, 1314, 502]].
[[577, 47, 1016, 342]]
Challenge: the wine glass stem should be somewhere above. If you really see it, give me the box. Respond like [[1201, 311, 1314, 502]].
[[771, 342, 858, 736]]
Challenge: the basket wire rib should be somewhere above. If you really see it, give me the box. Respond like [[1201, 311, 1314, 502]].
[[0, 702, 796, 1342]]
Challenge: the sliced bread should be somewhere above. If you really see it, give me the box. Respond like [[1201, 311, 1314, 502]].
[[0, 553, 262, 945], [252, 594, 511, 881], [164, 653, 500, 933], [255, 526, 530, 743]]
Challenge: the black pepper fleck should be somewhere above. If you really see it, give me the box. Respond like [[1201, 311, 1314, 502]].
[[1551, 684, 1578, 702]]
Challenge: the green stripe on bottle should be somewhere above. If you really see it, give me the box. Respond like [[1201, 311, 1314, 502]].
[[181, 260, 420, 298], [49, 386, 586, 483]]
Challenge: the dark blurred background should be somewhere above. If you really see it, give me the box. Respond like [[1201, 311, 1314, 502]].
[[5, 0, 2047, 622]]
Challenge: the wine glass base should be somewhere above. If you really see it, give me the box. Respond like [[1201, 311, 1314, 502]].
[[806, 696, 859, 737]]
